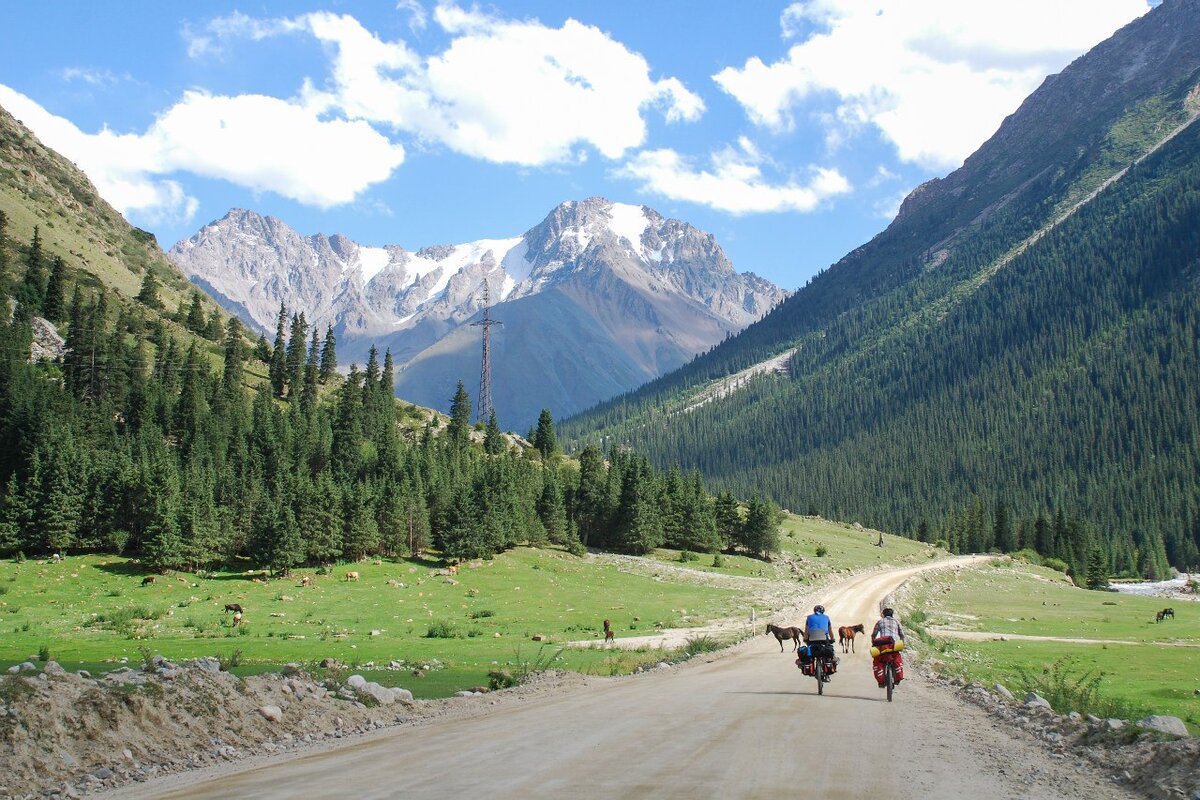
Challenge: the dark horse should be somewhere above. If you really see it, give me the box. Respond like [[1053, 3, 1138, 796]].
[[1156, 607, 1175, 622], [766, 623, 801, 652], [838, 624, 865, 653]]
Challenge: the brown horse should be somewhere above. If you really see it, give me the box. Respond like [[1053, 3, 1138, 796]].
[[603, 619, 615, 644], [838, 624, 864, 653], [766, 623, 801, 652], [1156, 607, 1175, 622]]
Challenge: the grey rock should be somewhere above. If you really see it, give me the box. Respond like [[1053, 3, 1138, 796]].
[[346, 674, 367, 690], [43, 661, 65, 676], [76, 670, 90, 679], [1135, 715, 1189, 738], [257, 705, 284, 723], [356, 682, 397, 706], [18, 661, 36, 672], [189, 657, 221, 673], [1024, 692, 1053, 711], [992, 683, 1014, 701], [1106, 718, 1125, 730], [92, 768, 113, 780]]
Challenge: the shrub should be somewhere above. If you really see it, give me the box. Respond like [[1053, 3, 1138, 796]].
[[1010, 549, 1042, 565], [712, 554, 725, 568], [1042, 557, 1070, 574], [1014, 657, 1136, 720], [217, 649, 243, 670], [469, 609, 495, 619], [681, 635, 722, 657], [815, 544, 828, 557], [425, 621, 458, 639], [679, 550, 697, 563], [37, 644, 51, 662], [488, 669, 517, 690]]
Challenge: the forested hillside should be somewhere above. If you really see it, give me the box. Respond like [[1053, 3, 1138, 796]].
[[0, 108, 783, 571], [562, 1, 1200, 579]]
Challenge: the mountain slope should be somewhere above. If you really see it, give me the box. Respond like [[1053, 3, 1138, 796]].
[[169, 197, 785, 429], [562, 0, 1200, 575]]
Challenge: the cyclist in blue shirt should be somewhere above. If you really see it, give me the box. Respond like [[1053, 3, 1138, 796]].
[[803, 604, 837, 680]]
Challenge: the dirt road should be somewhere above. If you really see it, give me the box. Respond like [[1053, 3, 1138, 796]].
[[115, 557, 1136, 800]]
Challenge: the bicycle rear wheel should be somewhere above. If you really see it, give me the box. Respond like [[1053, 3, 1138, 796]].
[[815, 657, 824, 695], [885, 662, 895, 702]]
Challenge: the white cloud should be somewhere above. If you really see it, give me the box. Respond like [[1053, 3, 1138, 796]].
[[300, 5, 704, 165], [184, 12, 302, 59], [60, 67, 129, 87], [715, 0, 1151, 169], [0, 84, 405, 221], [619, 138, 850, 215], [396, 0, 429, 33], [0, 84, 197, 224]]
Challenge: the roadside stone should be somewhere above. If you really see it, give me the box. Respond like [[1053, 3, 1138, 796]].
[[992, 683, 1014, 701], [346, 675, 367, 690], [43, 661, 65, 676], [1106, 718, 1125, 731], [189, 657, 221, 673], [92, 768, 112, 780], [18, 661, 36, 672], [1024, 692, 1052, 711], [356, 682, 397, 706], [257, 705, 283, 723], [1135, 715, 1189, 738]]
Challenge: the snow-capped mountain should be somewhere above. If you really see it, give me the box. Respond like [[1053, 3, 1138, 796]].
[[169, 197, 787, 428]]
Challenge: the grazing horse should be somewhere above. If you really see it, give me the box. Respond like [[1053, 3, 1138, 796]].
[[1156, 607, 1175, 622], [603, 619, 615, 644], [345, 571, 360, 582], [224, 603, 243, 614], [141, 576, 156, 586], [838, 624, 865, 654], [765, 623, 801, 652]]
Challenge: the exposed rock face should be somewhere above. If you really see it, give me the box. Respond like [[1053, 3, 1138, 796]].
[[169, 198, 786, 428]]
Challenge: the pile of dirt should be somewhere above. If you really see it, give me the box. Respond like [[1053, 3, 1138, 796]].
[[0, 658, 589, 799]]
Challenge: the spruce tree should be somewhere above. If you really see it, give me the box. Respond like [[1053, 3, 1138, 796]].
[[269, 303, 288, 397], [185, 292, 206, 333], [533, 408, 558, 459], [448, 381, 472, 445], [484, 410, 505, 455], [319, 323, 337, 383], [17, 226, 45, 313], [1085, 545, 1110, 590], [42, 256, 66, 322], [221, 318, 245, 394], [740, 495, 782, 558], [285, 312, 308, 397], [136, 270, 161, 309]]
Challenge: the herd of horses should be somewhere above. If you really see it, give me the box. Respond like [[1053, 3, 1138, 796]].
[[1156, 607, 1175, 623], [766, 622, 865, 653]]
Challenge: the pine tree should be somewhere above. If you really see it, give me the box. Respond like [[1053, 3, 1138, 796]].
[[740, 495, 782, 558], [448, 381, 472, 445], [484, 410, 505, 455], [533, 408, 558, 459], [221, 318, 245, 394], [572, 445, 608, 548], [993, 497, 1015, 552], [17, 226, 45, 313], [42, 256, 66, 322], [1085, 545, 1110, 590], [285, 312, 308, 397], [185, 292, 207, 333], [136, 270, 161, 309], [714, 491, 741, 551], [318, 323, 337, 383], [269, 303, 288, 397]]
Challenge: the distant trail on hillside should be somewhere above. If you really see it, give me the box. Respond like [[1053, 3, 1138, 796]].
[[116, 555, 1136, 800]]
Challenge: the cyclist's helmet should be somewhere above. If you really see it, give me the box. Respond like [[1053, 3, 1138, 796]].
[[814, 605, 825, 614], [882, 607, 894, 617]]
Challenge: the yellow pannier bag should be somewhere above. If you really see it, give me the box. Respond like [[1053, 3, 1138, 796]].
[[870, 640, 905, 658]]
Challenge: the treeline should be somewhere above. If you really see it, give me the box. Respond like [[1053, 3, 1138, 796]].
[[562, 100, 1200, 578], [0, 218, 781, 572]]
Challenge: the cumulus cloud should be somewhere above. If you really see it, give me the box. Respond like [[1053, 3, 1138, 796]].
[[0, 84, 405, 221], [297, 5, 704, 165], [715, 0, 1151, 169], [618, 137, 850, 215]]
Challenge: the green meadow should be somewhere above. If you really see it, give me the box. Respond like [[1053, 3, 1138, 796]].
[[0, 515, 943, 696], [905, 558, 1200, 732]]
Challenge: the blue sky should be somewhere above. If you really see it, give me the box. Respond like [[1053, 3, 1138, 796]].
[[0, 1, 1153, 289]]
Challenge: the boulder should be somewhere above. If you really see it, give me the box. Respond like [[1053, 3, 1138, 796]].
[[346, 675, 367, 690], [356, 682, 398, 705], [1106, 718, 1125, 731], [189, 657, 221, 673], [258, 705, 283, 722], [43, 660, 65, 676], [1135, 715, 1189, 738], [992, 683, 1014, 701], [1024, 692, 1052, 711]]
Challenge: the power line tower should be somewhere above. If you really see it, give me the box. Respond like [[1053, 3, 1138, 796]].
[[470, 280, 502, 424]]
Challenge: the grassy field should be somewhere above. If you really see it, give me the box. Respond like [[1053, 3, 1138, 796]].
[[903, 558, 1200, 732], [0, 516, 943, 696]]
